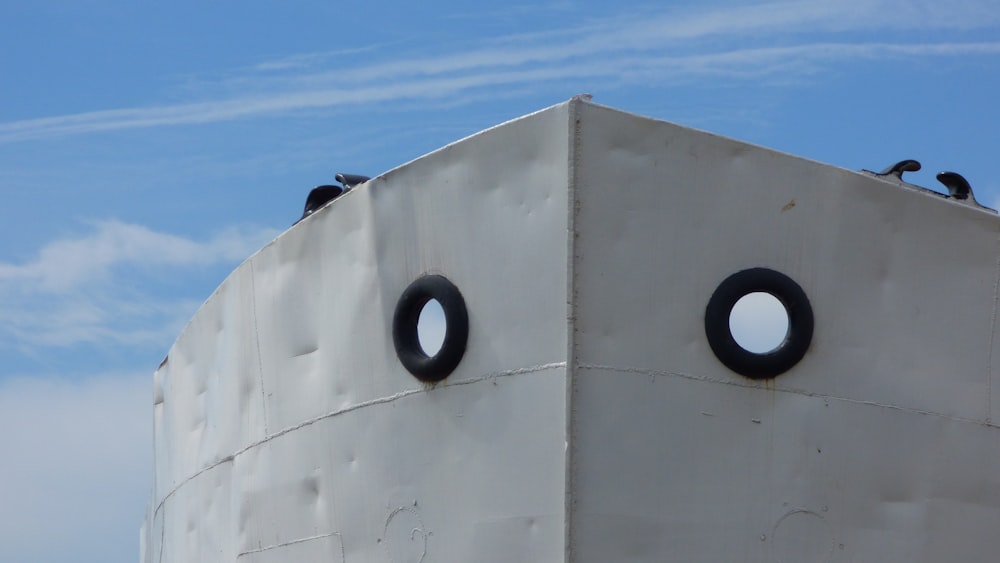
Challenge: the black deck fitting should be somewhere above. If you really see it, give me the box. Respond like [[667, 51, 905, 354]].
[[876, 159, 921, 180], [936, 171, 973, 200], [299, 185, 345, 222], [295, 173, 372, 224], [335, 173, 370, 190]]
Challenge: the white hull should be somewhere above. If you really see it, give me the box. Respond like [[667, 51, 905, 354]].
[[142, 98, 1000, 562]]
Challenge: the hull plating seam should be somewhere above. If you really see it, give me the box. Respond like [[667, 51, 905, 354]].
[[577, 363, 995, 427], [987, 247, 1000, 421], [236, 532, 344, 558], [248, 261, 270, 435], [152, 361, 568, 518]]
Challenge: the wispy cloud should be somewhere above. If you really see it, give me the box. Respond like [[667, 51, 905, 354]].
[[0, 0, 997, 143], [0, 221, 278, 351], [0, 220, 276, 291], [251, 44, 392, 72]]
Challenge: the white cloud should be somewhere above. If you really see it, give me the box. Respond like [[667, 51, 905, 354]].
[[251, 44, 391, 72], [0, 1, 997, 143], [0, 295, 202, 349], [0, 221, 279, 350], [0, 372, 151, 563], [0, 220, 277, 292]]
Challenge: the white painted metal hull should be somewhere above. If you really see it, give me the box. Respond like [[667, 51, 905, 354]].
[[141, 98, 1000, 562]]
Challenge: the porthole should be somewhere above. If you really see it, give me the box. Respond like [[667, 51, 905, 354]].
[[704, 268, 813, 379], [393, 275, 469, 382]]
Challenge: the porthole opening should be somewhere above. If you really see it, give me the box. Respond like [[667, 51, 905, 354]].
[[417, 299, 446, 356], [704, 268, 813, 379], [729, 292, 790, 354], [392, 275, 469, 382]]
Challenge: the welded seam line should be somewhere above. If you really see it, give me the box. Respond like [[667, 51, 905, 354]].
[[156, 504, 165, 563], [564, 96, 584, 563], [153, 361, 567, 517], [576, 363, 995, 428], [237, 532, 342, 557], [987, 244, 1000, 423], [249, 261, 269, 435]]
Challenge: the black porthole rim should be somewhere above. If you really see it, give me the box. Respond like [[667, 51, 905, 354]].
[[392, 274, 469, 382], [704, 267, 813, 379]]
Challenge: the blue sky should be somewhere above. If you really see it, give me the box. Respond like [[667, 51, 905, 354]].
[[1, 1, 998, 561]]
